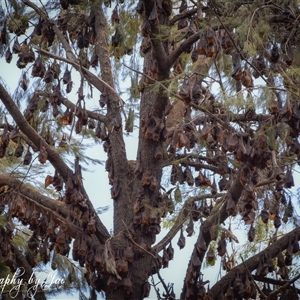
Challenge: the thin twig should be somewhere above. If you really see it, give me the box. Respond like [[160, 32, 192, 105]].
[[122, 62, 170, 95], [156, 267, 171, 299], [209, 2, 268, 86], [284, 13, 300, 52], [246, 6, 268, 43], [150, 276, 162, 300], [213, 59, 225, 92]]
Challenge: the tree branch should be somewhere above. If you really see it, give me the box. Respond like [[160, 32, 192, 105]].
[[0, 83, 111, 243], [169, 8, 198, 26], [209, 226, 300, 298], [152, 193, 224, 253], [36, 91, 107, 124], [0, 175, 93, 241], [180, 171, 243, 299], [93, 5, 132, 235], [33, 47, 124, 106], [0, 82, 70, 177], [150, 34, 169, 78], [252, 275, 300, 294], [168, 31, 201, 69], [266, 273, 300, 299], [241, 256, 266, 299], [142, 0, 169, 76]]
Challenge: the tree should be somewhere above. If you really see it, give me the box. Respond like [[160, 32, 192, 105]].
[[0, 0, 300, 299]]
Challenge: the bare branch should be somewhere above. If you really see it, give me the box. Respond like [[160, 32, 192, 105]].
[[252, 275, 300, 294]]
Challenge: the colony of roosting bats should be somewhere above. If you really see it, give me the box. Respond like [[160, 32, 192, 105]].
[[1, 0, 300, 298]]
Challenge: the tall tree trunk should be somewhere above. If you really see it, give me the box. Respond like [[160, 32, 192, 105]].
[[93, 3, 164, 299]]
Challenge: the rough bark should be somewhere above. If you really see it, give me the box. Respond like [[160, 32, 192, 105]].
[[93, 3, 132, 234]]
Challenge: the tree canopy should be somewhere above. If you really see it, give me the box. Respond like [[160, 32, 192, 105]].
[[0, 0, 300, 299]]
